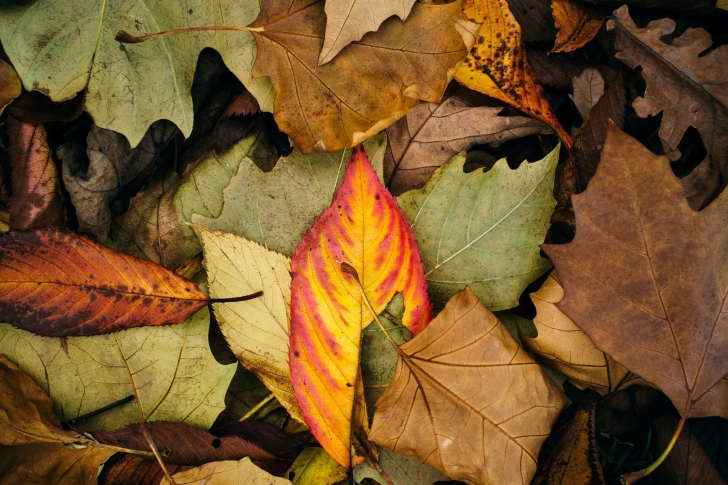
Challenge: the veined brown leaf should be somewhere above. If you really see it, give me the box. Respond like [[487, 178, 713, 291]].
[[551, 0, 607, 53]]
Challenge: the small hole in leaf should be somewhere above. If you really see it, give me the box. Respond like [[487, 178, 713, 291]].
[[211, 439, 221, 448]]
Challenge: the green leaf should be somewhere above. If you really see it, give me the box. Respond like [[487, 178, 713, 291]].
[[397, 148, 558, 311], [286, 448, 346, 485], [194, 132, 387, 257], [353, 446, 448, 485], [0, 308, 235, 431], [0, 0, 273, 147]]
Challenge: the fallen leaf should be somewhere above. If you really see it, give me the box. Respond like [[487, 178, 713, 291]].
[[543, 124, 728, 420], [99, 456, 190, 485], [250, 0, 466, 153], [465, 0, 557, 43], [6, 91, 84, 124], [719, 0, 728, 9], [289, 145, 431, 468], [570, 68, 605, 120], [0, 59, 20, 115], [199, 227, 303, 422], [353, 446, 448, 485], [397, 147, 558, 310], [532, 393, 605, 485], [527, 49, 586, 90], [0, 307, 235, 431], [689, 417, 728, 480], [384, 88, 552, 195], [6, 116, 65, 231], [520, 272, 641, 395], [0, 228, 213, 336], [213, 421, 311, 459], [161, 457, 290, 485], [596, 385, 674, 437], [607, 6, 728, 207], [195, 132, 386, 258], [286, 447, 346, 485], [551, 0, 607, 53], [369, 287, 569, 485], [215, 90, 261, 154], [0, 0, 273, 147], [319, 0, 416, 65], [455, 0, 572, 148], [585, 0, 712, 9], [653, 415, 727, 485], [214, 365, 271, 424], [59, 122, 177, 242]]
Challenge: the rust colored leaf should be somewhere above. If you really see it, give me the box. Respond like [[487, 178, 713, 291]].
[[215, 90, 261, 154], [0, 228, 211, 337], [289, 145, 431, 468], [7, 116, 65, 231], [100, 456, 190, 485], [454, 0, 572, 148], [250, 0, 466, 153], [369, 287, 568, 485], [532, 393, 605, 485], [0, 59, 20, 116], [543, 124, 728, 420], [551, 0, 607, 53]]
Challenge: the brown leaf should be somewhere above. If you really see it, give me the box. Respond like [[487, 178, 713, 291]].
[[532, 393, 605, 485], [463, 0, 557, 43], [6, 91, 84, 124], [585, 0, 713, 9], [0, 228, 211, 337], [215, 91, 261, 154], [369, 287, 568, 485], [653, 415, 727, 485], [160, 457, 290, 485], [543, 124, 728, 420], [384, 88, 551, 194], [212, 422, 311, 460], [520, 272, 643, 395], [7, 116, 65, 231], [607, 6, 728, 208], [569, 68, 605, 120], [551, 0, 607, 53], [527, 49, 586, 90], [596, 386, 671, 436], [99, 455, 190, 485], [0, 59, 20, 116], [250, 0, 466, 153]]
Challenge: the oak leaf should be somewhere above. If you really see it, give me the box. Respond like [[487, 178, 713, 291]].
[[384, 88, 551, 195], [289, 145, 431, 468], [551, 0, 607, 53], [543, 124, 728, 420], [7, 116, 65, 232], [397, 147, 558, 310], [161, 457, 291, 485], [250, 0, 466, 153], [369, 287, 569, 485], [454, 0, 571, 147]]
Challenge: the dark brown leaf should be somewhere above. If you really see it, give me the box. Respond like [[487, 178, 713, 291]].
[[6, 90, 84, 123], [215, 91, 261, 154], [99, 455, 189, 485], [212, 422, 310, 460], [552, 0, 608, 53]]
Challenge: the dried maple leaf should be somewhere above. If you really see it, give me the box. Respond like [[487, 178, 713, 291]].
[[454, 0, 572, 149], [544, 124, 728, 424], [551, 0, 607, 53], [6, 116, 66, 231], [369, 287, 568, 485], [289, 145, 431, 468], [250, 0, 466, 153]]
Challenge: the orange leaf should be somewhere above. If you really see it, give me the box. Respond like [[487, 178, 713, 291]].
[[454, 0, 572, 148], [289, 145, 431, 468], [551, 0, 606, 54], [0, 229, 220, 337]]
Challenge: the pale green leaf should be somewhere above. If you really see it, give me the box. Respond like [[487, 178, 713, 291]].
[[353, 446, 448, 485], [286, 448, 346, 485], [397, 147, 558, 310]]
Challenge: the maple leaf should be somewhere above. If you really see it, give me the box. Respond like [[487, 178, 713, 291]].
[[551, 0, 607, 53], [250, 0, 466, 153], [397, 147, 558, 311], [369, 287, 568, 485], [161, 457, 290, 485], [288, 145, 431, 468], [0, 0, 273, 147]]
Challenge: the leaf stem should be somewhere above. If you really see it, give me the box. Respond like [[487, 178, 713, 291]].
[[620, 411, 687, 484], [208, 291, 264, 304], [65, 395, 135, 426], [116, 25, 264, 44], [239, 393, 275, 422], [142, 426, 177, 485]]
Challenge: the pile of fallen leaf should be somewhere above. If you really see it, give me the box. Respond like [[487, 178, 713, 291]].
[[0, 0, 725, 484]]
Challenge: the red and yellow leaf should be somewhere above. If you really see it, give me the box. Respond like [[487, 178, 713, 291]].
[[0, 229, 213, 337], [289, 145, 431, 468]]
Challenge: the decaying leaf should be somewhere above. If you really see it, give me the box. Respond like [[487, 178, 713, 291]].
[[608, 6, 728, 207], [250, 0, 466, 153], [0, 308, 235, 431], [353, 446, 448, 485], [384, 88, 552, 195], [455, 0, 571, 147], [0, 59, 20, 115], [520, 272, 641, 395], [552, 0, 607, 53], [369, 287, 569, 485], [99, 456, 190, 485], [289, 146, 431, 468], [0, 229, 212, 336], [570, 69, 605, 120], [196, 132, 386, 258], [319, 0, 416, 65], [161, 457, 290, 485], [0, 0, 273, 147], [532, 393, 605, 485], [199, 227, 303, 422], [397, 147, 558, 310], [215, 90, 261, 154], [7, 116, 65, 231], [286, 447, 346, 485], [544, 124, 728, 420]]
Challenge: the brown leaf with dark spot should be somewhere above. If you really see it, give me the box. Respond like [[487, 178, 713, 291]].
[[7, 116, 65, 231], [0, 228, 212, 337], [215, 91, 261, 154], [552, 0, 607, 53]]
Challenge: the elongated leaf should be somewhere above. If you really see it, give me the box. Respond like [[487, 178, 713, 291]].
[[397, 147, 558, 310], [100, 456, 189, 485], [162, 457, 290, 485], [289, 146, 431, 468], [0, 229, 210, 336], [286, 447, 346, 485], [369, 287, 568, 485]]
